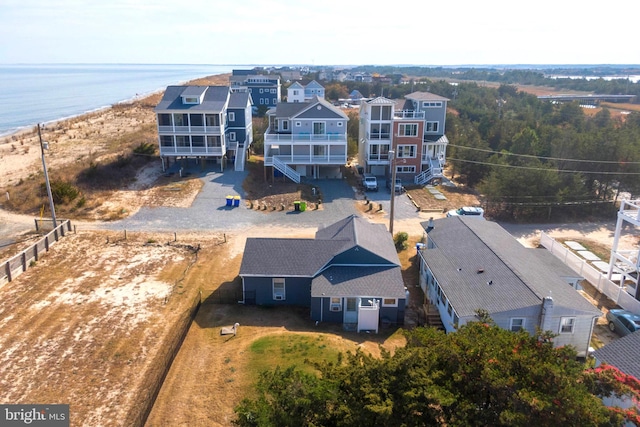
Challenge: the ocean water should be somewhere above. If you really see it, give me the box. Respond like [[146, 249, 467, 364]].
[[0, 64, 241, 136]]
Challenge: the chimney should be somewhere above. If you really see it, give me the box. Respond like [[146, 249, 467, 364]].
[[540, 295, 554, 332]]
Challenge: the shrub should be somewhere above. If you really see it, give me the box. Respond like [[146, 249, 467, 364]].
[[133, 142, 156, 156], [46, 180, 80, 204], [394, 231, 409, 251]]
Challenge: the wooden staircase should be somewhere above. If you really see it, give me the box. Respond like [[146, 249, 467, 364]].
[[424, 304, 445, 330]]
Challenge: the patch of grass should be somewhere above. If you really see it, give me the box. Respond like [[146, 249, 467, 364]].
[[247, 334, 341, 379]]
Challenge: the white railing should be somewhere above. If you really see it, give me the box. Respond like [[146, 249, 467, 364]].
[[265, 154, 346, 165], [415, 170, 432, 185], [540, 232, 640, 315], [365, 132, 391, 140], [619, 199, 640, 223], [157, 125, 222, 134], [394, 110, 425, 119], [234, 143, 245, 171], [272, 157, 300, 183], [264, 132, 347, 143], [160, 146, 224, 155]]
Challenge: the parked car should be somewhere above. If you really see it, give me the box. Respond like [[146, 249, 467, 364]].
[[362, 174, 378, 192], [446, 206, 485, 219], [606, 309, 640, 336], [386, 178, 403, 194]]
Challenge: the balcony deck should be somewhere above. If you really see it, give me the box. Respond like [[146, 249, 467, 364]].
[[264, 132, 347, 144], [265, 154, 347, 166], [158, 125, 222, 134], [160, 147, 224, 156]]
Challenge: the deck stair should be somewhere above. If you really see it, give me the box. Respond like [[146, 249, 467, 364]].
[[424, 304, 444, 330], [273, 157, 301, 183], [234, 142, 245, 171]]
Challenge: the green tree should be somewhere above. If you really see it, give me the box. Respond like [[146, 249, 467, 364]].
[[234, 323, 634, 426]]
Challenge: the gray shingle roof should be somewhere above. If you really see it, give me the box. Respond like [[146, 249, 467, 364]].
[[421, 217, 600, 317], [239, 238, 344, 277], [593, 332, 640, 380], [154, 85, 230, 112], [405, 91, 450, 102], [271, 96, 348, 120], [311, 266, 405, 298], [316, 215, 399, 265], [228, 91, 251, 109]]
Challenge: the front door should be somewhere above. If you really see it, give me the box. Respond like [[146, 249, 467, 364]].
[[313, 122, 325, 135], [344, 297, 358, 324]]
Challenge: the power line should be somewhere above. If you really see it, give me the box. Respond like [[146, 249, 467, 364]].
[[447, 157, 640, 175], [448, 144, 640, 165]]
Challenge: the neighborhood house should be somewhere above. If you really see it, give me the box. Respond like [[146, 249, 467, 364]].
[[418, 216, 602, 357], [239, 215, 406, 332], [154, 85, 253, 172]]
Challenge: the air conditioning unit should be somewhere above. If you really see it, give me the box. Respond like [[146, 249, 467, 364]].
[[274, 295, 284, 300], [330, 305, 341, 312]]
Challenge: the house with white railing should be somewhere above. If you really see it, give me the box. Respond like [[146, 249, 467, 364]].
[[358, 91, 449, 185], [264, 96, 349, 183], [154, 86, 253, 172]]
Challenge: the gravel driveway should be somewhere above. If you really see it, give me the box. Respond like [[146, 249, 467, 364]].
[[100, 169, 421, 232]]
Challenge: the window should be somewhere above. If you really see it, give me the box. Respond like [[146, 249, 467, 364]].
[[337, 121, 343, 127], [293, 90, 299, 95], [228, 112, 235, 122], [273, 278, 285, 300], [510, 318, 525, 332], [396, 165, 416, 174], [281, 120, 289, 131], [160, 135, 173, 147], [295, 121, 301, 127], [397, 145, 416, 158], [560, 317, 575, 333], [426, 121, 439, 132], [158, 114, 172, 126], [422, 101, 442, 108], [330, 297, 342, 312], [205, 114, 219, 127], [175, 135, 189, 147], [173, 113, 188, 126], [382, 298, 397, 307], [207, 136, 221, 147], [259, 98, 264, 105], [184, 96, 198, 104], [229, 132, 236, 142], [398, 123, 418, 137], [191, 135, 204, 147], [447, 301, 453, 317], [271, 88, 276, 93], [259, 88, 264, 93]]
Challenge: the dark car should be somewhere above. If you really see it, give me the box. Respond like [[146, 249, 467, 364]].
[[606, 309, 640, 336]]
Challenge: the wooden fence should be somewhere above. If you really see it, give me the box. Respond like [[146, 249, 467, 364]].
[[1, 219, 73, 286]]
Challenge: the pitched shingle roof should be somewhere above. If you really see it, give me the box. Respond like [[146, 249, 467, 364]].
[[228, 91, 251, 109], [154, 85, 230, 112], [593, 332, 640, 380], [405, 91, 450, 102], [312, 266, 405, 298], [421, 217, 600, 317]]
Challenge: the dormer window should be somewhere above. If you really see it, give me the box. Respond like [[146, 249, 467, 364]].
[[183, 97, 199, 104]]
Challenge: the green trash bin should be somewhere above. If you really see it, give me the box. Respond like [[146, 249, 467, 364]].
[[293, 201, 300, 211], [300, 201, 307, 212]]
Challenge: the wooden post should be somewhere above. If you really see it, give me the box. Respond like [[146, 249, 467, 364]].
[[44, 236, 49, 251], [5, 262, 11, 282], [34, 244, 38, 261], [124, 230, 127, 240], [21, 252, 26, 271], [34, 218, 39, 232]]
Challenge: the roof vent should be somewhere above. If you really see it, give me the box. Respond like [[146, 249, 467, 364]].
[[487, 280, 493, 285], [477, 268, 484, 274], [457, 268, 462, 272]]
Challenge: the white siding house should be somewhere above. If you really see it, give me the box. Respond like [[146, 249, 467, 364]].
[[418, 217, 602, 357]]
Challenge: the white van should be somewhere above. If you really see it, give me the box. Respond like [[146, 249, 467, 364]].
[[446, 206, 485, 219]]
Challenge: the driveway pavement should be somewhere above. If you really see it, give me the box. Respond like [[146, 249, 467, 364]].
[[101, 167, 421, 232]]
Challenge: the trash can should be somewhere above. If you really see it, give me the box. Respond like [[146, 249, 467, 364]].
[[300, 201, 307, 212], [293, 201, 300, 211], [233, 195, 240, 207], [416, 243, 425, 254], [226, 196, 233, 207]]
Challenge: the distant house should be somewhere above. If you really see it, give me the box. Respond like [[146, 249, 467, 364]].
[[349, 90, 364, 101], [239, 215, 406, 331], [264, 96, 349, 182], [593, 333, 640, 423], [286, 80, 325, 103], [418, 217, 602, 357], [230, 70, 281, 113], [154, 85, 253, 171], [357, 91, 449, 185]]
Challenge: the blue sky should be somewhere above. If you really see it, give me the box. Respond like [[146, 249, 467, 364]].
[[1, 0, 638, 65]]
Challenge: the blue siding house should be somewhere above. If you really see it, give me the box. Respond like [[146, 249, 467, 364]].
[[154, 85, 253, 171], [239, 215, 406, 331], [230, 70, 281, 114]]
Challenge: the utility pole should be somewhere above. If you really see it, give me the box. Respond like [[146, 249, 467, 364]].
[[389, 150, 396, 235], [38, 124, 57, 228]]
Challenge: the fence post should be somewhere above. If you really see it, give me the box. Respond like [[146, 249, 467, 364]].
[[60, 224, 65, 237], [34, 219, 39, 232], [21, 252, 26, 272], [124, 230, 127, 240], [34, 244, 38, 261], [45, 236, 49, 251]]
